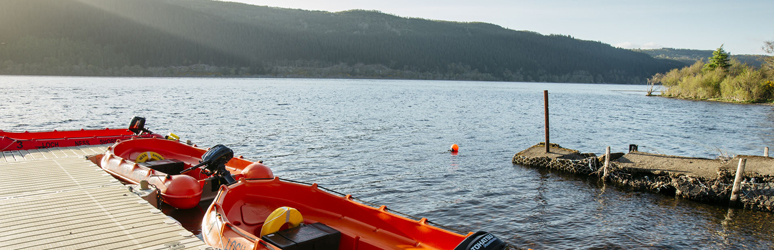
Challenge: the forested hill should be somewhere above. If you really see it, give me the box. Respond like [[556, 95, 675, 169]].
[[0, 0, 685, 84], [635, 48, 764, 68]]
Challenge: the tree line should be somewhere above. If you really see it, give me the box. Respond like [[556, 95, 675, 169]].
[[0, 0, 686, 84]]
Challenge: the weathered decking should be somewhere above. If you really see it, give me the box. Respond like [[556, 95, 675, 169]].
[[0, 145, 207, 250]]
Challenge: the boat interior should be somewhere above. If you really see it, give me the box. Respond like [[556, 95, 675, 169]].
[[211, 178, 467, 250]]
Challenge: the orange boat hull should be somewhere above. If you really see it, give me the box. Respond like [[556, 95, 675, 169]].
[[99, 137, 253, 209], [0, 128, 157, 151], [202, 177, 474, 250]]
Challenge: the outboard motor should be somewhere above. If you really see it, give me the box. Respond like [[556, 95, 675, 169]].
[[181, 144, 237, 185], [200, 144, 237, 185], [128, 116, 154, 135], [454, 231, 507, 250]]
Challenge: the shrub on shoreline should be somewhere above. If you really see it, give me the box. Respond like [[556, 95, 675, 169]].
[[650, 44, 774, 103]]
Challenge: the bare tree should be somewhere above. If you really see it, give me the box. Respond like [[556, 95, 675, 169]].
[[764, 41, 774, 69], [646, 73, 663, 96]]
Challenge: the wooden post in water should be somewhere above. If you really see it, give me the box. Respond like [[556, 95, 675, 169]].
[[544, 90, 549, 153], [765, 147, 769, 157], [603, 146, 611, 180], [730, 158, 747, 204]]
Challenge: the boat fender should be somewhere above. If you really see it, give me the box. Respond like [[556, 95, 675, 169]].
[[260, 207, 303, 237], [241, 162, 274, 179], [453, 231, 506, 250], [136, 151, 164, 163], [163, 175, 202, 209]]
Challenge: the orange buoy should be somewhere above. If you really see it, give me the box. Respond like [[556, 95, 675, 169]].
[[450, 144, 459, 152]]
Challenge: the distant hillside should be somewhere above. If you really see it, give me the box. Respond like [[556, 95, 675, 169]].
[[0, 0, 685, 84], [635, 48, 764, 68]]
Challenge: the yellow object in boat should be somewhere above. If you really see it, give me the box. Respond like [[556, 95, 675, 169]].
[[136, 151, 164, 163], [260, 206, 303, 237], [165, 133, 180, 140]]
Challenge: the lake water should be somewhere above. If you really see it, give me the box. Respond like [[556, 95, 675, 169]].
[[2, 76, 773, 249]]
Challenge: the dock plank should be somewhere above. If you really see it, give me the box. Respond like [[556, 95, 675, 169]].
[[71, 146, 95, 156], [10, 150, 24, 161], [26, 149, 46, 159], [2, 151, 15, 162], [0, 148, 206, 250], [36, 148, 58, 159], [51, 148, 74, 158], [16, 150, 34, 160], [1, 143, 111, 162], [80, 145, 109, 155]]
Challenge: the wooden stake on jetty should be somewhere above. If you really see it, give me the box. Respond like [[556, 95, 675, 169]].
[[730, 158, 747, 204], [603, 146, 610, 180], [765, 147, 769, 157], [544, 90, 549, 153]]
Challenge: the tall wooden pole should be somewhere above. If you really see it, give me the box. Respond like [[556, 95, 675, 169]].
[[544, 90, 549, 153]]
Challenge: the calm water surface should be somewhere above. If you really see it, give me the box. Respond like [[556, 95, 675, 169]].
[[2, 76, 773, 249]]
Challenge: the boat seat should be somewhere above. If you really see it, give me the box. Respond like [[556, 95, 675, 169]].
[[138, 159, 185, 175], [240, 203, 276, 226], [261, 222, 341, 250]]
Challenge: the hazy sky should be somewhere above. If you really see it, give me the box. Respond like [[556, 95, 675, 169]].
[[222, 0, 773, 55]]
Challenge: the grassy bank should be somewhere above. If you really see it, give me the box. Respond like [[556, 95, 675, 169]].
[[649, 44, 774, 104]]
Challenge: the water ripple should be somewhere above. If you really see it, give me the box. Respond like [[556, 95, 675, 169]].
[[1, 76, 773, 249]]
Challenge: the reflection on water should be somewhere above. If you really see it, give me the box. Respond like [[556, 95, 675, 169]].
[[2, 76, 773, 249]]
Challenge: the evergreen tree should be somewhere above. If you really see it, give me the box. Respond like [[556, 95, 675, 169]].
[[704, 45, 731, 71]]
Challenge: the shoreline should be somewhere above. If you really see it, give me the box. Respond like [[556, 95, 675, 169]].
[[0, 73, 648, 85], [647, 93, 774, 105]]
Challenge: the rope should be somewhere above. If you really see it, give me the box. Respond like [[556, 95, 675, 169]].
[[148, 183, 162, 206]]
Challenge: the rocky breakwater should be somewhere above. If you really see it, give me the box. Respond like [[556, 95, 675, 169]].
[[512, 143, 774, 212]]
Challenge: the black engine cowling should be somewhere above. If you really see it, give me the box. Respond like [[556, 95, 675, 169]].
[[454, 231, 506, 250], [128, 116, 146, 134], [180, 144, 237, 185], [201, 144, 236, 185]]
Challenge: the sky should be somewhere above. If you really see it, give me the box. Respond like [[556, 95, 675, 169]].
[[222, 0, 773, 55]]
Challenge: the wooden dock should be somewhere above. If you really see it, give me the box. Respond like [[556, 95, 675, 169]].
[[0, 145, 208, 250]]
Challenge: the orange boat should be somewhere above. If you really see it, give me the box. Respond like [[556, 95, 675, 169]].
[[98, 137, 255, 209], [201, 165, 508, 250], [0, 117, 159, 151], [0, 128, 141, 151]]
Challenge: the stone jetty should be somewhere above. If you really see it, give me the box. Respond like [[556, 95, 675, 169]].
[[513, 143, 774, 212]]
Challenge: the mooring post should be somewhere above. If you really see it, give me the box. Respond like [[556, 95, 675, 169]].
[[603, 146, 611, 180], [765, 147, 769, 157], [544, 90, 549, 153], [730, 158, 747, 204], [629, 144, 638, 153]]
